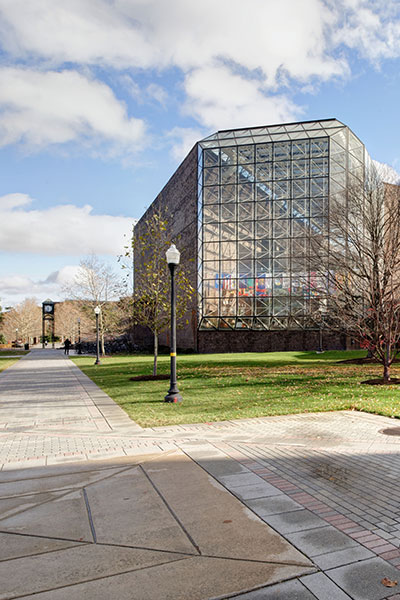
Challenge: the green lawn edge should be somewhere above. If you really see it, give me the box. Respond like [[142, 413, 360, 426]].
[[71, 350, 400, 428]]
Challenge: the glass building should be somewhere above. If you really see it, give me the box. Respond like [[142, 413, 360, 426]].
[[197, 119, 367, 332]]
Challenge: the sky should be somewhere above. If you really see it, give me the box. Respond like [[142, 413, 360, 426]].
[[1, 0, 400, 307]]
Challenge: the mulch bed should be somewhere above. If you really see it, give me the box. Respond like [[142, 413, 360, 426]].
[[361, 378, 400, 385], [338, 357, 400, 365], [129, 374, 170, 381]]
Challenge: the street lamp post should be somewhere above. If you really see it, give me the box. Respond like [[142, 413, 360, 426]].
[[165, 244, 182, 403], [77, 318, 82, 354], [94, 306, 101, 365], [15, 328, 18, 347]]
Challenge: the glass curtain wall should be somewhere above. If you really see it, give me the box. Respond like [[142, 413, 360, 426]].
[[197, 120, 366, 330]]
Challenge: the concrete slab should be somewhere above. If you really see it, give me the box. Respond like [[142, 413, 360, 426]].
[[0, 489, 94, 542], [301, 572, 352, 599], [313, 546, 375, 570], [0, 532, 81, 561], [245, 495, 304, 517], [262, 509, 329, 534], [232, 482, 282, 500], [13, 556, 315, 600], [85, 465, 197, 553], [0, 544, 188, 600], [142, 451, 313, 566], [233, 579, 318, 599], [286, 525, 358, 558], [327, 557, 400, 600]]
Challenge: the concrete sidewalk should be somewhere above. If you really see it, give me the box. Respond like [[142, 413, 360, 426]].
[[1, 349, 400, 598]]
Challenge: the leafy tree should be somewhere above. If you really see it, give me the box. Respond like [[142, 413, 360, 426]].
[[310, 167, 400, 383], [128, 209, 194, 376], [1, 298, 41, 344]]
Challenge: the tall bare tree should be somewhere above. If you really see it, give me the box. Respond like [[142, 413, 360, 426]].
[[63, 255, 123, 354], [128, 209, 194, 376], [2, 298, 41, 344], [310, 167, 400, 382]]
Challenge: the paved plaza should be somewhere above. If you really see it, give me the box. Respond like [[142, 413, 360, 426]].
[[2, 351, 400, 598]]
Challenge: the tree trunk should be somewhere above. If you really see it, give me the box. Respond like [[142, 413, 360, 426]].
[[99, 310, 105, 355], [383, 344, 391, 383], [153, 331, 158, 376]]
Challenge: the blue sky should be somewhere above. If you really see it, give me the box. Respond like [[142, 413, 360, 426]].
[[0, 0, 400, 306]]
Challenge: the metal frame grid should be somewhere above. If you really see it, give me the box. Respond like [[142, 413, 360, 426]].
[[197, 119, 366, 331]]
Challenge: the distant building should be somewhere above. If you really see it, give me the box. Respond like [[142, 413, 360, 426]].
[[134, 119, 369, 352]]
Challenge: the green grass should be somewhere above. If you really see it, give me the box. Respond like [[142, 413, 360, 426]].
[[0, 356, 23, 371], [0, 349, 29, 356], [71, 350, 400, 428]]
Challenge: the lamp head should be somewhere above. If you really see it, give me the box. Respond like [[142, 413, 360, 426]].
[[166, 244, 180, 265], [94, 305, 101, 315]]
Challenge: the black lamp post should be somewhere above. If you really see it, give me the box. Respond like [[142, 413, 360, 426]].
[[94, 306, 101, 365], [317, 298, 327, 354], [165, 244, 182, 403], [77, 317, 82, 354]]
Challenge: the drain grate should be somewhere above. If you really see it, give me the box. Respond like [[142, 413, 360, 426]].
[[380, 427, 400, 436]]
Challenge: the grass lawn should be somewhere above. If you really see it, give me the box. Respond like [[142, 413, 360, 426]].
[[71, 350, 400, 428], [0, 350, 29, 356], [0, 356, 23, 371]]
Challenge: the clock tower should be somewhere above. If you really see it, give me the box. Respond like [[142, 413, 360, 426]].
[[42, 299, 55, 349]]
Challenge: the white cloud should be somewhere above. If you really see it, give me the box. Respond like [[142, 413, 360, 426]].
[[1, 0, 397, 147], [0, 193, 136, 256], [373, 160, 400, 184], [0, 67, 146, 153], [167, 126, 205, 161]]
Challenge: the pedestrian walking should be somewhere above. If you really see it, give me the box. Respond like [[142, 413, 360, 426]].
[[64, 338, 71, 355]]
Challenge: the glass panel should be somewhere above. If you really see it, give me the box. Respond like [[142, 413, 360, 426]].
[[203, 167, 219, 186], [203, 261, 219, 278], [220, 260, 236, 277], [238, 222, 254, 239], [273, 219, 290, 238], [273, 297, 289, 315], [220, 294, 237, 315], [203, 298, 218, 315], [292, 199, 308, 218], [238, 241, 253, 259], [238, 202, 254, 221], [256, 199, 273, 219], [220, 221, 236, 240], [203, 205, 219, 223], [238, 164, 255, 183], [238, 260, 253, 276], [292, 159, 309, 178], [310, 199, 325, 216], [292, 140, 309, 158], [221, 184, 236, 203], [256, 182, 273, 201], [274, 181, 290, 199], [272, 259, 288, 274], [238, 183, 254, 202], [203, 223, 219, 242], [203, 186, 219, 204], [238, 145, 254, 164], [273, 238, 290, 258], [256, 163, 272, 181], [291, 238, 307, 257], [238, 297, 253, 315], [220, 204, 236, 222], [220, 146, 237, 165], [203, 279, 219, 297], [274, 160, 290, 180], [255, 298, 272, 315], [310, 158, 329, 176], [311, 138, 329, 156], [221, 166, 236, 184], [203, 241, 219, 260], [255, 258, 271, 275], [203, 148, 219, 167], [311, 178, 327, 197], [292, 218, 309, 237], [238, 277, 254, 297], [255, 220, 271, 239], [255, 239, 271, 257], [292, 179, 309, 198], [273, 200, 290, 219], [274, 142, 291, 160], [291, 298, 306, 315], [256, 143, 273, 162], [220, 241, 236, 260]]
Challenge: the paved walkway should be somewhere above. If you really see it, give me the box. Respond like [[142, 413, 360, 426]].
[[1, 350, 400, 598]]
